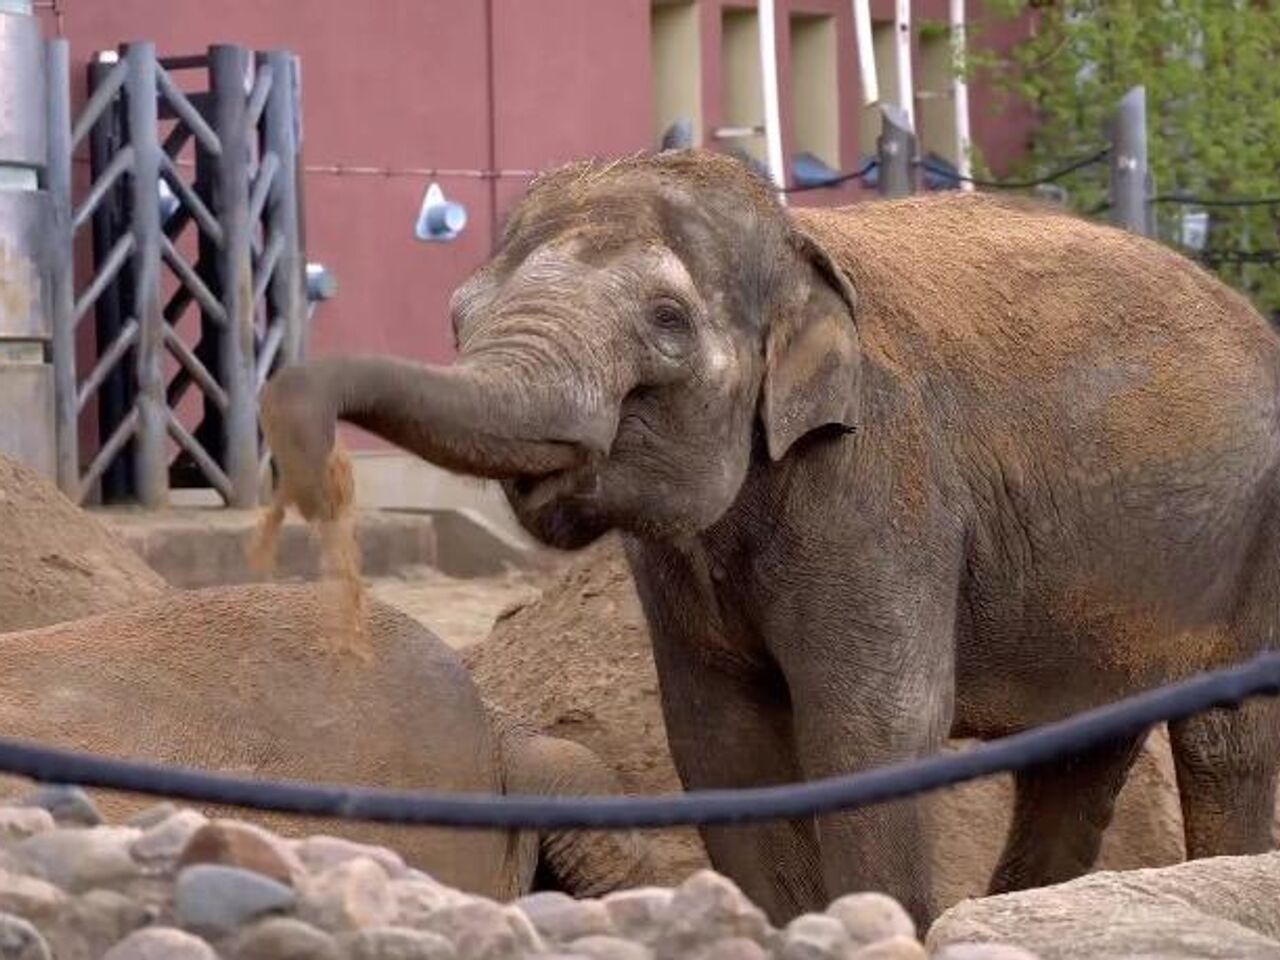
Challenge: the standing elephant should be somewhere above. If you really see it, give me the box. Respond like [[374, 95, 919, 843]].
[[262, 150, 1280, 924]]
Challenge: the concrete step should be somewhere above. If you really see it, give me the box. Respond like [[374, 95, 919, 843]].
[[96, 506, 549, 589]]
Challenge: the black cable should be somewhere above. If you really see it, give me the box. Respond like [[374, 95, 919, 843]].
[[1152, 194, 1280, 208], [916, 148, 1110, 190], [782, 159, 878, 194], [4, 652, 1280, 830]]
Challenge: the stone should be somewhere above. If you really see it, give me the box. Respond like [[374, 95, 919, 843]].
[[0, 913, 50, 960], [387, 878, 462, 930], [826, 893, 915, 947], [602, 888, 672, 943], [694, 938, 771, 960], [931, 945, 1043, 960], [102, 927, 217, 960], [226, 917, 343, 960], [124, 804, 178, 830], [174, 864, 296, 938], [0, 870, 66, 922], [178, 821, 300, 886], [341, 926, 459, 960], [293, 836, 408, 879], [569, 934, 655, 960], [298, 856, 394, 933], [17, 787, 101, 827], [655, 871, 772, 959], [418, 899, 525, 960], [129, 810, 209, 867], [848, 936, 927, 960], [780, 913, 856, 960], [0, 809, 53, 843], [516, 891, 614, 942], [502, 905, 546, 955], [41, 890, 151, 960], [14, 827, 141, 892]]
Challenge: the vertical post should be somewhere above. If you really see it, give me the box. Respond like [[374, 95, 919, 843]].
[[45, 38, 77, 496], [949, 0, 974, 192], [756, 0, 787, 202], [123, 42, 167, 508], [894, 0, 915, 131], [1109, 85, 1149, 236], [851, 0, 878, 106], [262, 49, 305, 368], [209, 44, 258, 508], [877, 104, 916, 198]]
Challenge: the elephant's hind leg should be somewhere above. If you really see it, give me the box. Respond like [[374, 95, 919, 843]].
[[1169, 700, 1279, 859], [987, 732, 1147, 895]]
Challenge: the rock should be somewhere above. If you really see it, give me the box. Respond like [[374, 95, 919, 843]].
[[655, 872, 772, 960], [780, 913, 856, 960], [517, 891, 614, 942], [178, 821, 300, 886], [174, 864, 296, 938], [42, 889, 151, 960], [293, 836, 408, 880], [826, 893, 915, 947], [14, 827, 140, 892], [570, 934, 655, 960], [695, 938, 771, 960], [298, 856, 394, 933], [848, 936, 927, 959], [387, 877, 459, 929], [17, 787, 101, 827], [129, 810, 209, 867], [226, 917, 342, 960], [341, 926, 459, 960], [0, 809, 54, 843], [0, 913, 50, 960], [124, 804, 178, 830], [602, 888, 672, 943], [931, 945, 1042, 960], [418, 899, 526, 960], [0, 871, 65, 922], [102, 927, 217, 960], [502, 905, 547, 955]]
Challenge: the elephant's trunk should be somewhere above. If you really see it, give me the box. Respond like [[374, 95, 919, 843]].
[[261, 355, 613, 517]]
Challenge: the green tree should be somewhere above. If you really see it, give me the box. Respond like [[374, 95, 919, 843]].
[[976, 0, 1280, 315]]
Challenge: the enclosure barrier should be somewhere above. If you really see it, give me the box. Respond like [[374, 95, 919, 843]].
[[0, 651, 1277, 830]]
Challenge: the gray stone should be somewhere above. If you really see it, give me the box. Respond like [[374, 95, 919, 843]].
[[602, 888, 672, 943], [225, 917, 342, 960], [655, 871, 772, 959], [41, 890, 151, 960], [0, 809, 54, 843], [124, 804, 178, 830], [129, 810, 209, 867], [293, 836, 408, 879], [931, 945, 1043, 960], [174, 864, 296, 938], [848, 936, 927, 960], [418, 900, 525, 960], [780, 913, 857, 960], [14, 827, 141, 892], [569, 934, 655, 960], [341, 926, 459, 960], [516, 891, 614, 942], [502, 904, 547, 955], [298, 856, 394, 933], [0, 913, 50, 960], [0, 870, 65, 922], [694, 939, 770, 960], [102, 927, 217, 960], [387, 878, 459, 930], [826, 893, 915, 948], [17, 787, 101, 827]]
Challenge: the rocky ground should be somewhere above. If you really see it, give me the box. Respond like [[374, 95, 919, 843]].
[[0, 787, 1037, 960]]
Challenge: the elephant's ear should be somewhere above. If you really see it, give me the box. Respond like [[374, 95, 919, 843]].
[[760, 232, 861, 462]]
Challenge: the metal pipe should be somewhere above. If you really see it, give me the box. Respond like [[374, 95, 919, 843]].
[[949, 0, 973, 192], [894, 0, 915, 131], [46, 38, 77, 494], [1109, 86, 1150, 235], [757, 0, 787, 202], [851, 0, 877, 106]]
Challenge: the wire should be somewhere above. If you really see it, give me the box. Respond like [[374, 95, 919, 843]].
[[1152, 194, 1280, 208], [782, 159, 879, 194], [917, 148, 1110, 190], [2, 651, 1279, 830]]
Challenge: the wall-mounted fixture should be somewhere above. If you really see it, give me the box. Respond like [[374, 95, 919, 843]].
[[414, 182, 466, 242]]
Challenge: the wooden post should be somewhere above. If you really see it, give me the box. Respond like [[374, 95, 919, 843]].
[[208, 44, 258, 508], [261, 49, 305, 368], [877, 103, 916, 198], [45, 38, 77, 496], [123, 42, 167, 508], [1109, 86, 1150, 236]]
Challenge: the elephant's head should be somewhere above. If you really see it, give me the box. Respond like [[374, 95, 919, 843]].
[[262, 151, 860, 548]]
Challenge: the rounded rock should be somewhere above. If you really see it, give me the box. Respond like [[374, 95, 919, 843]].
[[931, 945, 1042, 960], [387, 877, 459, 930], [225, 917, 342, 960], [102, 927, 217, 960], [0, 808, 54, 844], [17, 786, 101, 827], [41, 890, 151, 960], [695, 938, 771, 960], [848, 935, 927, 960], [124, 803, 178, 830], [341, 926, 459, 960], [780, 913, 856, 960], [0, 870, 66, 922], [0, 912, 50, 960], [293, 836, 408, 879], [502, 905, 547, 955], [130, 810, 209, 867], [655, 871, 772, 959], [826, 894, 915, 947], [15, 827, 141, 892], [418, 899, 524, 960], [602, 888, 672, 943], [178, 821, 300, 886], [174, 864, 296, 938], [516, 891, 614, 942], [569, 934, 655, 960], [298, 856, 394, 933]]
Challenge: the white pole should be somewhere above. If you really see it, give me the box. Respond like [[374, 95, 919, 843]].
[[757, 0, 788, 203], [950, 0, 974, 191], [851, 0, 878, 106], [894, 0, 915, 131]]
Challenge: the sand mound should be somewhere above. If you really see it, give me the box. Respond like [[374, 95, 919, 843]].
[[0, 456, 165, 632], [466, 536, 1196, 909]]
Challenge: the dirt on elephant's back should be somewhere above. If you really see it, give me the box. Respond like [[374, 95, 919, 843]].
[[0, 455, 166, 632], [464, 536, 709, 884]]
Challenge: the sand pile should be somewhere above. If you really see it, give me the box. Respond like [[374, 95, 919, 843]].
[[0, 456, 165, 632]]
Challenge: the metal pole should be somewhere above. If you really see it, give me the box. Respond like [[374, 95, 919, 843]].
[[1109, 85, 1149, 236], [45, 38, 77, 495], [877, 103, 916, 198], [851, 0, 878, 106], [949, 0, 974, 192], [261, 49, 305, 368], [209, 44, 258, 508], [756, 0, 787, 202], [894, 0, 915, 132], [123, 42, 168, 508]]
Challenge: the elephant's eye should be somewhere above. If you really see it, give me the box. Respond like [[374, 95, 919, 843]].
[[650, 300, 690, 333]]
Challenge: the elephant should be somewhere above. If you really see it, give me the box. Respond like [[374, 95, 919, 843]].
[[0, 455, 649, 900], [260, 149, 1280, 925]]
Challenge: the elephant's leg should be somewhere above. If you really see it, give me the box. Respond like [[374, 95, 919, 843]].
[[1169, 701, 1280, 859], [988, 732, 1146, 895]]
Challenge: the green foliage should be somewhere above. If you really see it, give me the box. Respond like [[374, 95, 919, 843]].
[[974, 1, 1280, 315]]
